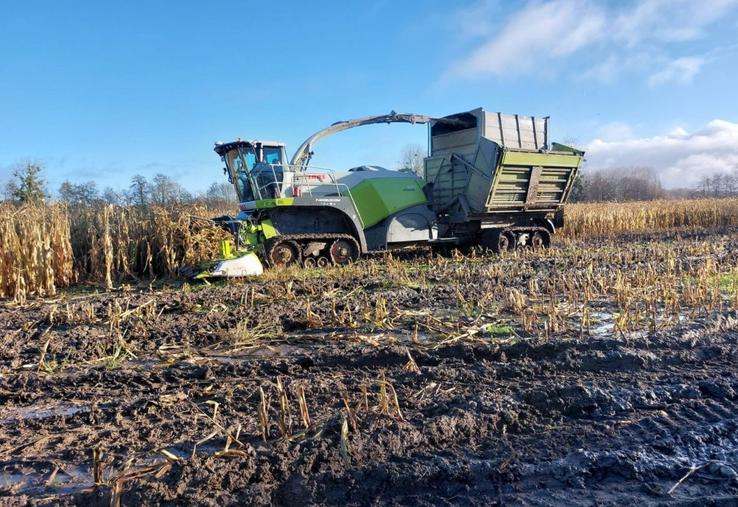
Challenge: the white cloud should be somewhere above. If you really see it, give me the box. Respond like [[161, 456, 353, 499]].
[[613, 0, 738, 45], [580, 55, 620, 82], [452, 0, 605, 77], [453, 0, 501, 39], [450, 0, 738, 81], [585, 119, 738, 188], [647, 57, 705, 87]]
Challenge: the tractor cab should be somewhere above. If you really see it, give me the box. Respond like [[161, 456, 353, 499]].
[[214, 140, 291, 209]]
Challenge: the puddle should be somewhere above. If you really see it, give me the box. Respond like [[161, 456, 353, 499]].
[[585, 310, 691, 337], [588, 311, 614, 336], [0, 402, 88, 425], [0, 465, 93, 495], [204, 343, 309, 364], [0, 473, 31, 490]]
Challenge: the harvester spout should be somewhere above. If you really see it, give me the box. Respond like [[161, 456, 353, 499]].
[[289, 111, 434, 172]]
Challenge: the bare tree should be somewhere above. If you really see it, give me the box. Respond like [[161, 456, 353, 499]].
[[580, 167, 665, 202], [148, 173, 192, 206], [726, 173, 737, 195], [202, 181, 237, 209], [397, 144, 426, 177], [102, 187, 123, 205], [129, 175, 150, 208], [58, 180, 99, 206], [696, 170, 738, 197]]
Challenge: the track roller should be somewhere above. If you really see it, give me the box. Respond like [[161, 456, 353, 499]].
[[329, 237, 360, 265], [265, 233, 360, 269], [316, 256, 331, 268], [266, 239, 301, 267]]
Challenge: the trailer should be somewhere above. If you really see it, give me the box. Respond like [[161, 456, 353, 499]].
[[424, 108, 582, 251]]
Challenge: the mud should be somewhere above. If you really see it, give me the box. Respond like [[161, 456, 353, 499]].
[[1, 231, 738, 505]]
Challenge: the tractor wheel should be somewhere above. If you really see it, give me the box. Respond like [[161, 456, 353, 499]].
[[329, 238, 359, 265], [267, 240, 301, 267]]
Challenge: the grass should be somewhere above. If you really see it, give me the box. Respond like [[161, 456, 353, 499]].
[[230, 320, 279, 345], [718, 272, 738, 292], [480, 323, 515, 337]]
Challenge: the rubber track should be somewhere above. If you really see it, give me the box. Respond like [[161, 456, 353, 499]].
[[264, 233, 360, 267]]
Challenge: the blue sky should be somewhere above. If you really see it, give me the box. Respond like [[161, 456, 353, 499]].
[[1, 0, 738, 193]]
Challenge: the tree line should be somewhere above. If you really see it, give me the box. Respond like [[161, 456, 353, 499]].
[[569, 166, 738, 202], [696, 173, 738, 198], [2, 162, 237, 209], [4, 159, 738, 208]]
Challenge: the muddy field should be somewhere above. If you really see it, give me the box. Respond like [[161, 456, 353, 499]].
[[1, 228, 737, 506]]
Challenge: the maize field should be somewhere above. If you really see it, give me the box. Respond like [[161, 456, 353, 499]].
[[561, 198, 738, 239], [0, 204, 231, 302], [1, 198, 737, 302]]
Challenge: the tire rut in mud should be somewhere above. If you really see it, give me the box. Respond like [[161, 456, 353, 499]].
[[0, 317, 731, 505]]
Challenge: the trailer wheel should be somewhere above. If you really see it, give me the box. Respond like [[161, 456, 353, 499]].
[[481, 230, 513, 254], [500, 232, 514, 252], [531, 230, 551, 249]]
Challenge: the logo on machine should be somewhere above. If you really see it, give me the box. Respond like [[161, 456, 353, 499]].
[[303, 173, 329, 182]]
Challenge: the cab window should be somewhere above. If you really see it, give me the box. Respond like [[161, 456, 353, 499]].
[[263, 147, 282, 165]]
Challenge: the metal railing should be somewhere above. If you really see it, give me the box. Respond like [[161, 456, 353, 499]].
[[247, 164, 365, 228]]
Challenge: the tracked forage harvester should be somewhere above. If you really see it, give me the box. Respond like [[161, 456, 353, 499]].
[[191, 108, 583, 277]]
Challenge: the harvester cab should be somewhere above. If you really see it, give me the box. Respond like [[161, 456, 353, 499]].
[[215, 140, 290, 210]]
